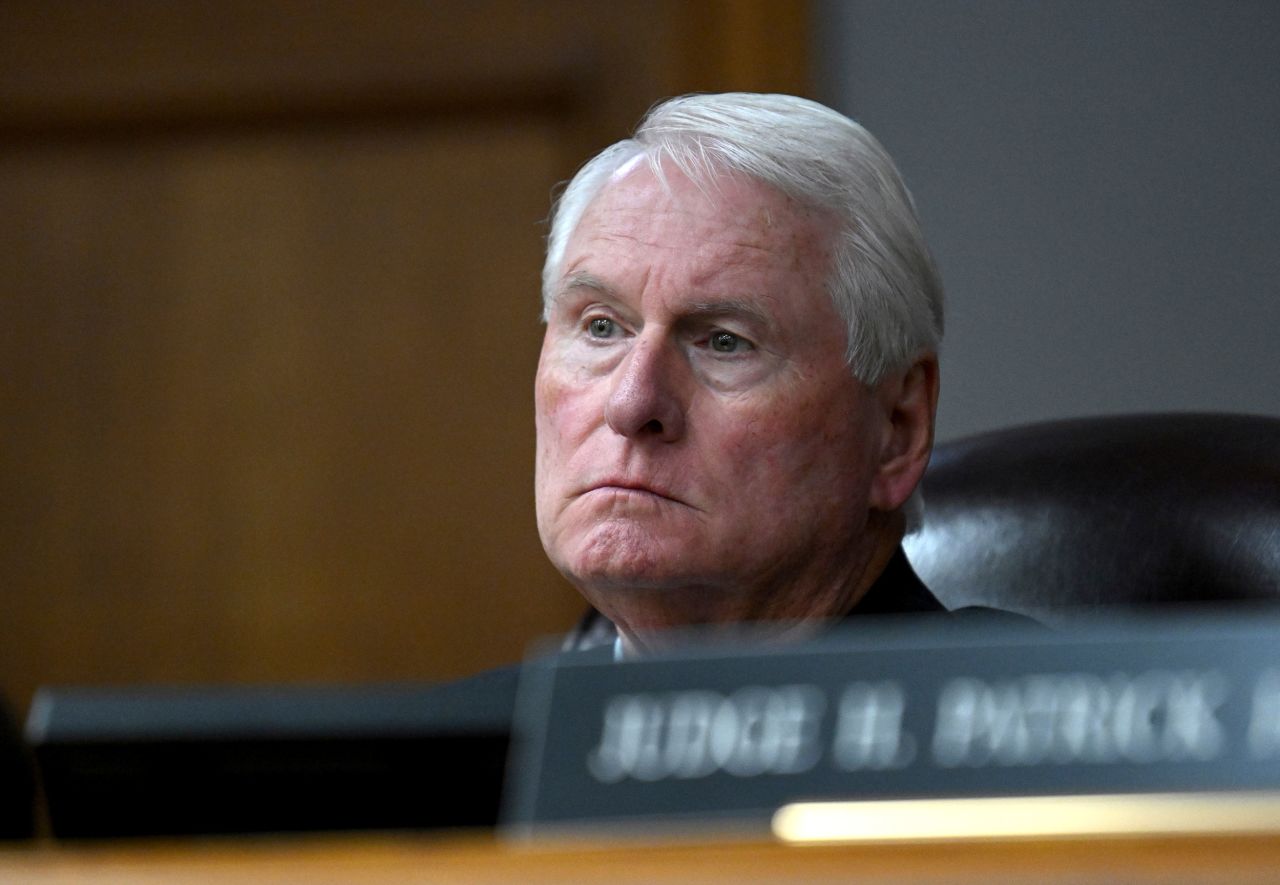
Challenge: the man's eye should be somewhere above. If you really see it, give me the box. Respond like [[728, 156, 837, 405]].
[[709, 331, 751, 353], [587, 317, 616, 338]]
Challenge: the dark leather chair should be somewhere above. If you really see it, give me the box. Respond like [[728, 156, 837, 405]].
[[904, 412, 1280, 626]]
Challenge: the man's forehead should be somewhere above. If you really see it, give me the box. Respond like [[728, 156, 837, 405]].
[[567, 170, 829, 264], [550, 161, 837, 318], [588, 160, 789, 220]]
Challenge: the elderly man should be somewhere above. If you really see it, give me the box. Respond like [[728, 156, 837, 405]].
[[535, 93, 945, 658]]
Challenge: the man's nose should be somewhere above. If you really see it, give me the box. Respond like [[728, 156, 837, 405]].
[[603, 336, 687, 442]]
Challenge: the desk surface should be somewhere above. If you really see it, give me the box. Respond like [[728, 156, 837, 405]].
[[3, 831, 1280, 884]]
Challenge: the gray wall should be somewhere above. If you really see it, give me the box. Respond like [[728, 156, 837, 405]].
[[816, 1, 1280, 441]]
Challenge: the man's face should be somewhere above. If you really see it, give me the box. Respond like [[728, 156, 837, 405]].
[[534, 162, 894, 639]]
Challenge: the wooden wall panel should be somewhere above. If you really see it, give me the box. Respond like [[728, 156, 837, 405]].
[[0, 0, 811, 712], [1, 122, 574, 694]]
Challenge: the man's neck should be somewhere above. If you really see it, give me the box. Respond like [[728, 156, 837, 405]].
[[611, 523, 906, 657]]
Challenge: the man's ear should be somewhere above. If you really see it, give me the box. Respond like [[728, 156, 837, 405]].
[[868, 354, 939, 513]]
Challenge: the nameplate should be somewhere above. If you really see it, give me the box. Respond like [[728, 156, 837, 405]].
[[504, 615, 1280, 833]]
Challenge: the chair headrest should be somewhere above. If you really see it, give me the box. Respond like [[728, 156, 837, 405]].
[[905, 412, 1280, 623]]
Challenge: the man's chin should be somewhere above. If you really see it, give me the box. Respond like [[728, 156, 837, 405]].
[[547, 514, 739, 601], [559, 553, 690, 593], [552, 538, 706, 594]]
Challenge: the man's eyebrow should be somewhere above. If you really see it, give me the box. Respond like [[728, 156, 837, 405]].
[[683, 298, 772, 327], [554, 271, 617, 301], [553, 273, 771, 326]]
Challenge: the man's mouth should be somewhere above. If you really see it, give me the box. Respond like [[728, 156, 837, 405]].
[[584, 479, 685, 506]]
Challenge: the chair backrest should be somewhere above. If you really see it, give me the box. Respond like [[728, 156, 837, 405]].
[[904, 413, 1280, 625]]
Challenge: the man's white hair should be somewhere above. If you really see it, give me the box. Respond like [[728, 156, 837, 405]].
[[541, 92, 943, 386]]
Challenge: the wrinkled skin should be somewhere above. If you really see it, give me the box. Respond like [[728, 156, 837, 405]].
[[534, 161, 937, 654]]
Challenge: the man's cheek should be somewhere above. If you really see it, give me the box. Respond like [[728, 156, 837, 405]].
[[719, 411, 791, 467], [534, 369, 563, 421], [540, 365, 600, 423]]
